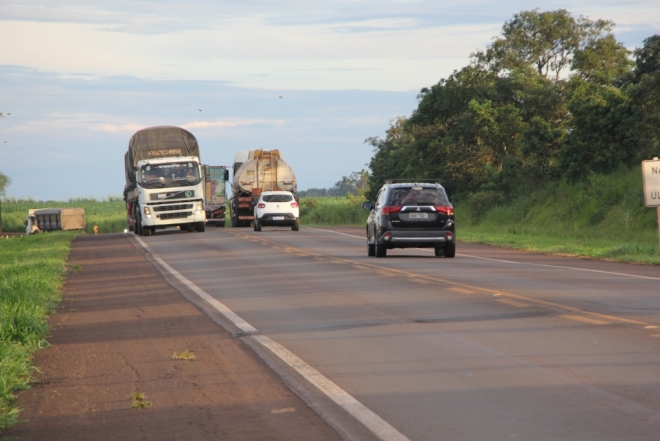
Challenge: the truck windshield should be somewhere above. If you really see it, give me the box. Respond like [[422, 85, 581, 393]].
[[139, 162, 200, 188]]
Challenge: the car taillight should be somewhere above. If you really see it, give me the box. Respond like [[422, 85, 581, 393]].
[[381, 206, 402, 215], [435, 205, 454, 215], [291, 201, 299, 208], [257, 203, 266, 208]]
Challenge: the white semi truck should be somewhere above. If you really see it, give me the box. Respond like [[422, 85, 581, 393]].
[[123, 126, 207, 236]]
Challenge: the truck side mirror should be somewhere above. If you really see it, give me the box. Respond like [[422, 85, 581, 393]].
[[203, 165, 210, 176], [362, 201, 373, 210], [224, 169, 229, 181]]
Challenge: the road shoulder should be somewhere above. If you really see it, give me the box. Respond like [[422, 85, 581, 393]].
[[3, 233, 341, 441]]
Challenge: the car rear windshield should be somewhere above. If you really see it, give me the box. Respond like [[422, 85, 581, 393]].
[[262, 194, 293, 202], [388, 188, 450, 206]]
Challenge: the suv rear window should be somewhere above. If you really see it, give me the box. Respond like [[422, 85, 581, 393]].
[[263, 194, 293, 202], [389, 188, 449, 206]]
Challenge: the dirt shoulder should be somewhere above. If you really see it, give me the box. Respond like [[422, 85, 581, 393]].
[[3, 233, 341, 441]]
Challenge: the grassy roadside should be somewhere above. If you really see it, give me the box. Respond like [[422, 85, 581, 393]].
[[455, 168, 660, 265], [300, 196, 368, 226], [0, 232, 78, 430], [1, 197, 126, 234]]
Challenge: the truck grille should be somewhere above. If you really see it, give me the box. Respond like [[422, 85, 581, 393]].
[[158, 212, 193, 220], [153, 204, 193, 212]]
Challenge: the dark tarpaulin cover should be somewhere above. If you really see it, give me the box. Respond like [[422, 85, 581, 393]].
[[125, 126, 200, 184]]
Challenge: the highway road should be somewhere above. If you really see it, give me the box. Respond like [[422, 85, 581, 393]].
[[134, 226, 660, 441]]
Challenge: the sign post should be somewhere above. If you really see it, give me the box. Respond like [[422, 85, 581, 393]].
[[641, 157, 660, 247]]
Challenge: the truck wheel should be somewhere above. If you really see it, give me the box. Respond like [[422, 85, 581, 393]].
[[194, 222, 206, 232], [142, 226, 153, 237], [218, 222, 225, 228], [292, 220, 299, 231], [135, 214, 142, 235]]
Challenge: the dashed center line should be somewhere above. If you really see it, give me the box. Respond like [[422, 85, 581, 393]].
[[447, 287, 477, 295], [560, 314, 610, 325], [496, 298, 531, 308]]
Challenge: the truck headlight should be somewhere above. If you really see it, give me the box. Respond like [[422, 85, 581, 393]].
[[144, 206, 152, 218], [196, 202, 203, 213]]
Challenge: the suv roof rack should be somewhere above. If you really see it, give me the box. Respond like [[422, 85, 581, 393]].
[[384, 179, 442, 186]]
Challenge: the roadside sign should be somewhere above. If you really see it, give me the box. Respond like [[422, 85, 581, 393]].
[[642, 159, 660, 207]]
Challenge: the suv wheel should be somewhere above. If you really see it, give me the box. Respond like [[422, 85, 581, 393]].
[[375, 240, 387, 258], [367, 242, 375, 257], [444, 243, 456, 258]]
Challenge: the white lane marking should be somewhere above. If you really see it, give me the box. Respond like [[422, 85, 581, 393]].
[[253, 335, 412, 441], [134, 236, 411, 441], [135, 237, 257, 334], [306, 228, 660, 281], [459, 254, 660, 281]]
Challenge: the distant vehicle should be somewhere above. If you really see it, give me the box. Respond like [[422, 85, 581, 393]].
[[204, 165, 229, 227], [253, 191, 300, 231], [25, 208, 85, 235], [230, 150, 297, 227], [123, 126, 207, 236], [363, 182, 455, 258]]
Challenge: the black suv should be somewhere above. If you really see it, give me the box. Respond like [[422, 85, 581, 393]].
[[363, 182, 455, 258]]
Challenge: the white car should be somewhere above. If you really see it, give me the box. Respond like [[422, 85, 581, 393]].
[[253, 191, 300, 231]]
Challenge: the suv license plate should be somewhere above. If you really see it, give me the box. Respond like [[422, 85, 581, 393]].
[[409, 213, 428, 219], [273, 216, 285, 220]]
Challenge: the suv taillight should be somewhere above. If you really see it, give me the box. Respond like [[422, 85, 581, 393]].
[[381, 206, 402, 215], [435, 205, 454, 215], [291, 201, 299, 208], [257, 203, 266, 208]]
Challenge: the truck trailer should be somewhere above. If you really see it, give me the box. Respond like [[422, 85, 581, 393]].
[[204, 165, 229, 227], [123, 126, 207, 236], [230, 150, 297, 227]]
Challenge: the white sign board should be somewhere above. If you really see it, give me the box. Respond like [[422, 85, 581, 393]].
[[642, 159, 660, 207]]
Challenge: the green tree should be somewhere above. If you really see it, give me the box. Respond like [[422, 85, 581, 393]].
[[475, 9, 619, 83]]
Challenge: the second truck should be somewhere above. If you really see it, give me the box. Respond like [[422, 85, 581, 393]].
[[230, 150, 297, 227]]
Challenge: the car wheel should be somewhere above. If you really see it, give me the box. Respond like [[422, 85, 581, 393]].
[[368, 242, 375, 257], [444, 243, 456, 258], [254, 220, 261, 231], [292, 220, 299, 231], [375, 240, 387, 258]]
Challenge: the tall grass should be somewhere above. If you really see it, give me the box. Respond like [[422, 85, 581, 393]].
[[1, 197, 126, 234], [457, 167, 660, 264], [0, 232, 76, 430], [300, 196, 368, 226]]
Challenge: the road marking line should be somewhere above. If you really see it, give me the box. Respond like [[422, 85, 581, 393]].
[[224, 230, 657, 328], [133, 236, 410, 441], [652, 335, 660, 338], [409, 278, 432, 284], [253, 335, 412, 441], [447, 287, 476, 295], [560, 314, 610, 325], [496, 298, 531, 308], [375, 270, 394, 277], [306, 227, 660, 281]]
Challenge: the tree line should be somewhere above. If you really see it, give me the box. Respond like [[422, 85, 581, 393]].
[[365, 9, 660, 202]]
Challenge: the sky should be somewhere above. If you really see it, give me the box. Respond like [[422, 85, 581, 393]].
[[1, 1, 659, 200]]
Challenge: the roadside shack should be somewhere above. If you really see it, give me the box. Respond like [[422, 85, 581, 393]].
[[25, 208, 85, 234]]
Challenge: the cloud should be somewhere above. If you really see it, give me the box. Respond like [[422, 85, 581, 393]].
[[182, 119, 284, 129]]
